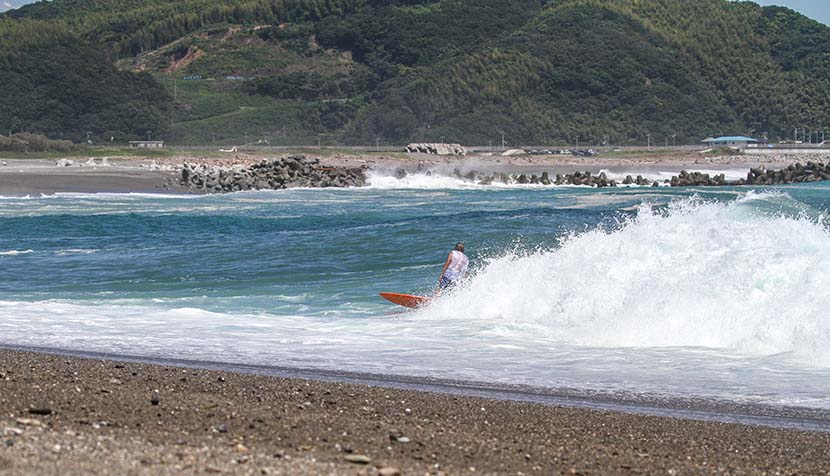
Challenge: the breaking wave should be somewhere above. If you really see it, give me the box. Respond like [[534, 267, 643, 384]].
[[426, 192, 830, 365]]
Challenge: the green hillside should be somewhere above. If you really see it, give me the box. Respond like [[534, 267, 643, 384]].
[[0, 19, 171, 142], [1, 0, 829, 146]]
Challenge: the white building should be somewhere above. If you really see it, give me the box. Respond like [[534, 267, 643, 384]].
[[701, 136, 758, 149]]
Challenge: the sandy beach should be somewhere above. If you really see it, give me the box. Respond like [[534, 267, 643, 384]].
[[0, 349, 827, 475], [0, 159, 187, 195], [2, 149, 830, 195]]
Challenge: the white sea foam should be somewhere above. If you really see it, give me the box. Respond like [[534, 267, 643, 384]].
[[426, 191, 830, 365], [365, 171, 555, 190], [0, 249, 33, 256], [0, 192, 199, 202], [54, 249, 99, 256], [366, 171, 484, 189]]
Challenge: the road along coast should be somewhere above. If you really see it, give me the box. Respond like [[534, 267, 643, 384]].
[[1, 349, 829, 475]]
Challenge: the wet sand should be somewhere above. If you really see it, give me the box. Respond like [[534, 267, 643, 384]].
[[0, 349, 828, 475], [0, 159, 186, 195]]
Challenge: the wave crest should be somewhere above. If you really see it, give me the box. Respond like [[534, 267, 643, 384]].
[[426, 192, 830, 364]]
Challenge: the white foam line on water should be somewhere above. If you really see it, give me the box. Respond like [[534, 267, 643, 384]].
[[0, 249, 33, 256], [0, 192, 199, 201], [50, 192, 200, 200], [54, 249, 98, 255]]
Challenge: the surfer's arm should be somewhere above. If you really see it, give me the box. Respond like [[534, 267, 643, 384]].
[[438, 253, 452, 283]]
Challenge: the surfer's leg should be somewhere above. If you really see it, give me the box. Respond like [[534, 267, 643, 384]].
[[435, 275, 451, 296]]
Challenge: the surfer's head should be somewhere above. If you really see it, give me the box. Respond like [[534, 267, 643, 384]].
[[455, 242, 465, 252]]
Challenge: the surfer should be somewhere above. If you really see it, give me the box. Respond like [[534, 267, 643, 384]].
[[437, 242, 469, 294]]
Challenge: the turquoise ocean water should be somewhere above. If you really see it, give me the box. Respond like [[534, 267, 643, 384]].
[[2, 172, 830, 420]]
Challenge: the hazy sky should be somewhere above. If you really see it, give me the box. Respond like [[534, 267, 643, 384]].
[[1, 0, 828, 25], [754, 0, 829, 25]]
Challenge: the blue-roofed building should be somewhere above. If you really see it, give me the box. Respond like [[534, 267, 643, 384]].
[[701, 136, 759, 149]]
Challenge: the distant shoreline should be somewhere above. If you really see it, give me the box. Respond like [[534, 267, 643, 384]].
[[1, 150, 829, 195]]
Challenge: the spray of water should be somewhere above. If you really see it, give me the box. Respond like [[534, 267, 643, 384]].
[[365, 170, 555, 190], [425, 192, 830, 365]]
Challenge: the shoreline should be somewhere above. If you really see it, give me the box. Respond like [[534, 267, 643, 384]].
[[2, 150, 829, 195], [4, 344, 830, 433], [2, 348, 830, 475], [0, 159, 187, 196]]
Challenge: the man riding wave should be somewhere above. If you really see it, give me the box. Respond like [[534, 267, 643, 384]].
[[437, 242, 468, 294]]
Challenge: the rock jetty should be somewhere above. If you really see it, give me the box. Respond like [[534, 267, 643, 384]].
[[669, 170, 729, 187], [743, 162, 830, 185], [399, 161, 830, 188], [668, 161, 830, 187], [180, 156, 366, 193], [178, 157, 830, 194]]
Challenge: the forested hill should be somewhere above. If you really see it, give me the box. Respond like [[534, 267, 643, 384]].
[[2, 0, 829, 146]]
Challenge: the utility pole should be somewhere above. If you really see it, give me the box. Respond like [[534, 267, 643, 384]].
[[500, 131, 505, 150], [375, 138, 379, 151], [172, 77, 177, 126]]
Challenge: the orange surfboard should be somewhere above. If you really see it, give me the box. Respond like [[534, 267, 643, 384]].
[[379, 292, 432, 309]]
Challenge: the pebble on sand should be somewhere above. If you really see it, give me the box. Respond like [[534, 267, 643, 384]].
[[344, 454, 371, 464]]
